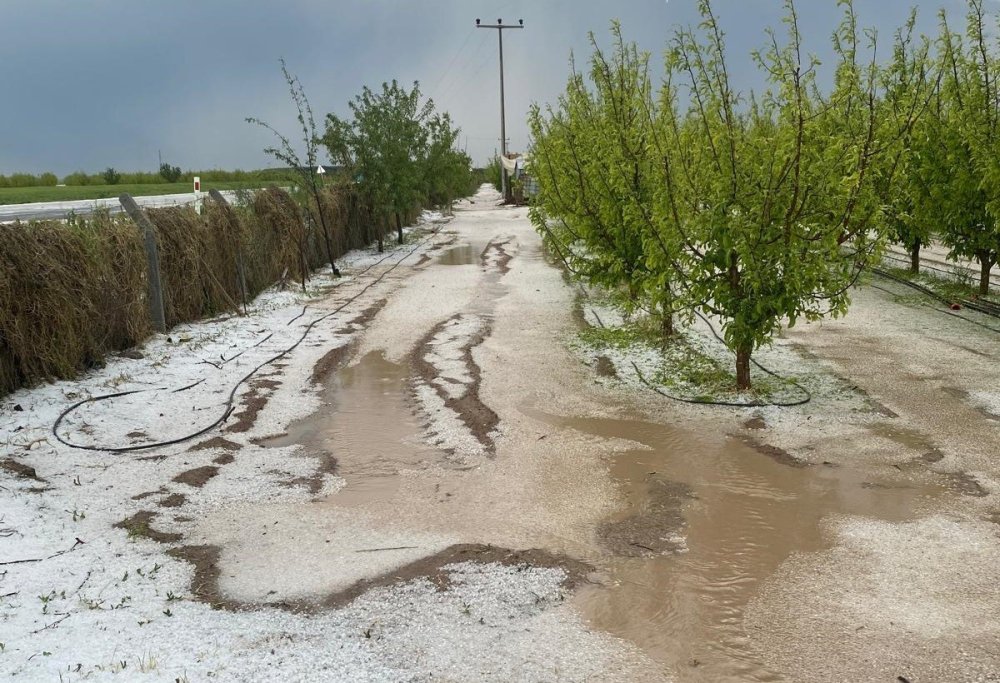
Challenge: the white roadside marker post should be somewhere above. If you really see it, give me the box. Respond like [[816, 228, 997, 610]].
[[194, 176, 202, 214]]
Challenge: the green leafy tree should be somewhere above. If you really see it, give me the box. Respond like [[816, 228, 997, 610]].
[[649, 0, 926, 389], [422, 112, 473, 209], [159, 163, 182, 183], [248, 59, 341, 277], [533, 0, 927, 391], [938, 1, 1000, 295], [324, 80, 432, 248], [878, 12, 938, 273], [102, 167, 121, 185], [529, 26, 677, 336]]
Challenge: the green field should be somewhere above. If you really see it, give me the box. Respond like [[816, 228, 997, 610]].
[[0, 180, 294, 206]]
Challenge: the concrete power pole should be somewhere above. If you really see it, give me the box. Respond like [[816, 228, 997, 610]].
[[476, 17, 523, 204]]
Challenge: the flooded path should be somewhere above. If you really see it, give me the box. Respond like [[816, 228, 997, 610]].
[[261, 201, 981, 681], [523, 407, 948, 682], [269, 351, 449, 506]]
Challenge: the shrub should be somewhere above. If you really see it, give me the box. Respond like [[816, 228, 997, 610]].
[[159, 163, 182, 183], [102, 167, 121, 185]]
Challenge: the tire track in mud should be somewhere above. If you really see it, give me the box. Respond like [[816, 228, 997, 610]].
[[410, 314, 500, 458], [407, 236, 518, 460]]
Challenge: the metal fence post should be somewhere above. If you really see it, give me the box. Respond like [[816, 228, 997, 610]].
[[119, 194, 167, 333]]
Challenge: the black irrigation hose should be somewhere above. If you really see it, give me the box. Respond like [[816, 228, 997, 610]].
[[52, 224, 448, 453]]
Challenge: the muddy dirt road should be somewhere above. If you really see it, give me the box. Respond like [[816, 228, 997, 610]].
[[2, 187, 999, 681]]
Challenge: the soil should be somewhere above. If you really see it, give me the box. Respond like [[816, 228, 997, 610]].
[[115, 510, 183, 544], [189, 436, 241, 452], [310, 299, 388, 384], [225, 377, 282, 433], [595, 355, 618, 378], [480, 237, 515, 275], [731, 434, 810, 468], [167, 541, 590, 614], [943, 471, 989, 497], [411, 315, 500, 455], [131, 488, 166, 501], [942, 385, 1000, 421], [172, 465, 220, 488], [0, 458, 43, 481], [158, 493, 187, 508], [599, 479, 694, 557]]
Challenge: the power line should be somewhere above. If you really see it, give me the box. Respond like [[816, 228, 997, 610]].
[[433, 30, 490, 101], [475, 17, 524, 203], [427, 26, 476, 96]]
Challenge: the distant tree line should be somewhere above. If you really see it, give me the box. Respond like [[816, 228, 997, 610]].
[[0, 167, 298, 188]]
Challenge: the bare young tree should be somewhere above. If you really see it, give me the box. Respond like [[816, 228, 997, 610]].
[[248, 59, 341, 278]]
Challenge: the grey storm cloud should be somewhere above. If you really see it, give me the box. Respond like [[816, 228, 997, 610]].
[[0, 0, 978, 175]]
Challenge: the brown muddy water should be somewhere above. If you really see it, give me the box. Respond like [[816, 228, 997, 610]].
[[269, 239, 948, 681], [523, 406, 948, 682], [268, 351, 449, 506], [438, 244, 478, 265]]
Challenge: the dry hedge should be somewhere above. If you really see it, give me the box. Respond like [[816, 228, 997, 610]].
[[0, 186, 405, 398], [0, 212, 149, 395]]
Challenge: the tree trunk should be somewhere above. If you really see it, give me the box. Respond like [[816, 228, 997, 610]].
[[661, 311, 674, 339], [377, 215, 385, 254], [736, 345, 752, 392], [979, 254, 993, 296], [660, 283, 674, 341], [320, 222, 341, 278], [299, 242, 308, 293], [395, 212, 404, 245], [909, 240, 920, 274]]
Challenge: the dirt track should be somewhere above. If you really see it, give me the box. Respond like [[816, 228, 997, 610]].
[[2, 187, 1000, 681]]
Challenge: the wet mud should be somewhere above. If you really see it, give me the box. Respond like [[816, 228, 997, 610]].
[[480, 237, 516, 275], [524, 405, 949, 682], [226, 376, 282, 433], [438, 245, 477, 265], [410, 314, 500, 456], [172, 465, 219, 488], [167, 542, 589, 614], [270, 351, 450, 505], [594, 355, 618, 378], [116, 510, 183, 544], [189, 436, 241, 452]]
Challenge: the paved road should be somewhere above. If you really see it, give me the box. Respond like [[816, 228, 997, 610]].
[[0, 191, 237, 223]]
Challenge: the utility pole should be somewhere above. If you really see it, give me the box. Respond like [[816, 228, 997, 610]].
[[476, 17, 523, 204]]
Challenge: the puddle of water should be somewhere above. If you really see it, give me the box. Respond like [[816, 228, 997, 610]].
[[524, 407, 947, 682], [438, 245, 477, 265], [268, 351, 445, 506]]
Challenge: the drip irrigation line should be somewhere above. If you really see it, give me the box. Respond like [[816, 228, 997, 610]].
[[52, 224, 448, 453], [584, 300, 810, 408], [868, 281, 1000, 335], [870, 266, 1000, 320], [881, 250, 1000, 298]]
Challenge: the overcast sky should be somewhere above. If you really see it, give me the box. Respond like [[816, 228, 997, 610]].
[[0, 0, 982, 176]]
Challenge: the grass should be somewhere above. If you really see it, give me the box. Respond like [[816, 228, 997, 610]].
[[0, 180, 293, 206], [578, 312, 800, 402]]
